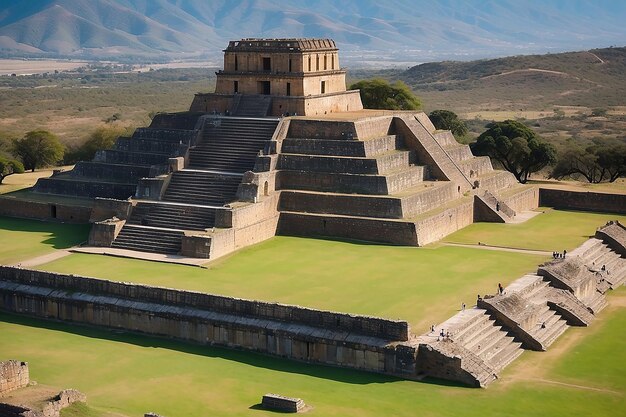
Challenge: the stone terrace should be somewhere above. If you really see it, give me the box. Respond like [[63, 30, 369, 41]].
[[416, 221, 626, 386]]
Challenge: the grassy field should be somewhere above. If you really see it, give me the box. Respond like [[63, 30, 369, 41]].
[[0, 216, 89, 265], [0, 290, 624, 417], [36, 240, 544, 331], [443, 208, 626, 251]]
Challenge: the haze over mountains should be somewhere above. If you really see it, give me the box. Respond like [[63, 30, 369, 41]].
[[0, 0, 625, 65]]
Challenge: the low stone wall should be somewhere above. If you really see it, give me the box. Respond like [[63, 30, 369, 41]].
[[41, 389, 86, 417], [0, 197, 91, 223], [501, 186, 539, 213], [0, 267, 416, 378], [539, 189, 626, 214], [0, 360, 29, 395], [89, 198, 133, 222], [278, 212, 419, 246], [0, 266, 407, 341], [414, 198, 474, 246]]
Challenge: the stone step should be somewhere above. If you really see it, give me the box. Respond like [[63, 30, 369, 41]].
[[94, 149, 170, 166], [486, 340, 524, 372], [281, 135, 400, 157], [463, 323, 506, 352], [71, 161, 160, 183], [458, 156, 493, 179], [444, 144, 474, 163], [447, 312, 493, 345], [133, 127, 198, 143], [127, 203, 218, 231], [532, 310, 569, 348], [432, 131, 458, 147], [474, 170, 518, 192], [277, 151, 413, 175], [115, 137, 188, 155], [112, 226, 184, 254], [277, 165, 424, 195], [584, 292, 608, 314], [33, 176, 137, 200]]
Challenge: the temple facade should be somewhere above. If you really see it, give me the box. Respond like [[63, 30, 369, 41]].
[[190, 38, 363, 116]]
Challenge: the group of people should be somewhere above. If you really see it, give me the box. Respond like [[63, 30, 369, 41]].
[[552, 250, 567, 259], [431, 324, 451, 341]]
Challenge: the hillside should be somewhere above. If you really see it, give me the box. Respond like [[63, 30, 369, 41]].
[[1, 0, 626, 63], [387, 47, 626, 112]]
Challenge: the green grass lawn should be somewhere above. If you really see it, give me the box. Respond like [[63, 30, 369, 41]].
[[0, 216, 90, 264], [37, 238, 545, 331], [443, 208, 626, 251], [1, 290, 624, 417]]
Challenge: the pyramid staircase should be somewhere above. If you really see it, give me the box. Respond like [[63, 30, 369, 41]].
[[231, 94, 273, 117], [418, 222, 626, 386], [111, 117, 280, 255]]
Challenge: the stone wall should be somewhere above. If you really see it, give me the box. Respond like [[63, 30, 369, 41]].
[[0, 360, 29, 395], [539, 189, 626, 214], [501, 186, 539, 213], [278, 212, 419, 245], [414, 198, 474, 246], [0, 197, 91, 223], [0, 266, 407, 341], [0, 267, 416, 378]]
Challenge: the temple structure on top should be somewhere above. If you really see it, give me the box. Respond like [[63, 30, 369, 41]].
[[190, 38, 363, 116]]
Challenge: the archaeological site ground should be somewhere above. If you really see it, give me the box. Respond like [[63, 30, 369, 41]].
[[0, 39, 625, 416]]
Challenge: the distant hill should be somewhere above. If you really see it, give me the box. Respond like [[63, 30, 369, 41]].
[[392, 46, 626, 114], [1, 0, 626, 63]]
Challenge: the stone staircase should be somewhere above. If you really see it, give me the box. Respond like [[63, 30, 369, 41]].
[[189, 117, 279, 172], [111, 225, 184, 254], [162, 171, 243, 206], [126, 202, 218, 231], [231, 94, 273, 117], [110, 116, 280, 255]]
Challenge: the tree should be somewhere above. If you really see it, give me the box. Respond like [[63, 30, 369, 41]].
[[471, 120, 556, 183], [12, 130, 65, 172], [596, 144, 626, 182], [349, 79, 421, 110], [550, 144, 626, 183], [65, 126, 128, 164], [0, 156, 24, 183], [429, 110, 468, 137]]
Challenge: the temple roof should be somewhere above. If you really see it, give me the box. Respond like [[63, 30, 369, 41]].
[[225, 38, 338, 53]]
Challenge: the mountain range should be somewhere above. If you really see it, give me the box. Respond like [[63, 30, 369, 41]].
[[1, 0, 625, 64]]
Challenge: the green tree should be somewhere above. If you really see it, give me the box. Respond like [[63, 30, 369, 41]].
[[471, 120, 556, 183], [65, 126, 129, 164], [12, 130, 65, 172], [0, 155, 24, 183], [551, 144, 626, 183], [551, 146, 604, 183], [349, 79, 421, 110], [429, 110, 469, 137]]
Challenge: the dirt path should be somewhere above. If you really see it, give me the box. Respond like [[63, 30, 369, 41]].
[[11, 250, 72, 268], [442, 242, 552, 256], [586, 51, 605, 64]]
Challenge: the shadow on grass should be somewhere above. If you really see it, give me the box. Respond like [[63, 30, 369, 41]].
[[0, 216, 90, 249], [287, 234, 404, 247], [0, 312, 468, 388]]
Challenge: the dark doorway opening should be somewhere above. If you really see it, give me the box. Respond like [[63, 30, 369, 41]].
[[286, 82, 291, 96], [262, 57, 271, 71], [258, 81, 271, 95], [233, 81, 238, 93], [50, 205, 57, 219]]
